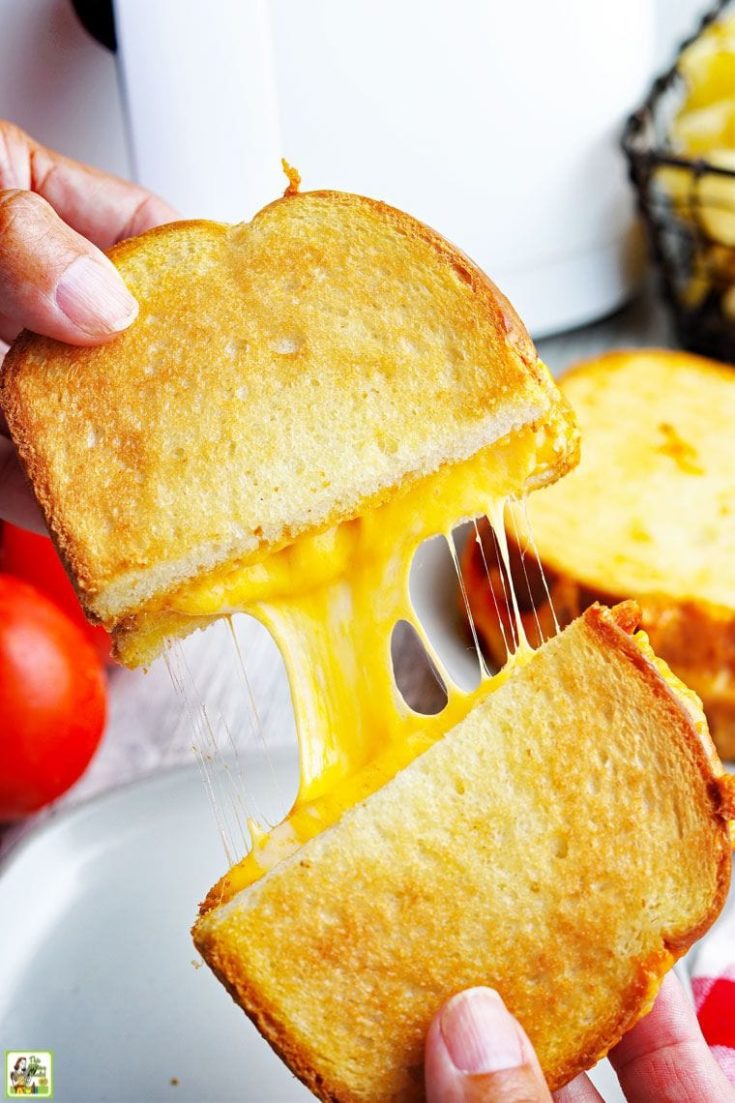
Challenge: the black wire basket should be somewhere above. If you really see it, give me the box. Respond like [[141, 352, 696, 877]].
[[623, 0, 735, 362]]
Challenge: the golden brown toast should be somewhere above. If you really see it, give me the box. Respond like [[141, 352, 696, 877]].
[[0, 189, 576, 666], [193, 603, 735, 1101], [463, 348, 735, 759]]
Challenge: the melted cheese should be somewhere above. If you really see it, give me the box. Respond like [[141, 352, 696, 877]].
[[171, 420, 567, 903]]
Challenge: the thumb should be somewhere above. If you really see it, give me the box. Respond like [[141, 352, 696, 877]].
[[425, 987, 552, 1103], [0, 189, 138, 346]]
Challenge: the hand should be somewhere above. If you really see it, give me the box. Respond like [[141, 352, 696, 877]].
[[425, 973, 735, 1102], [0, 120, 176, 532]]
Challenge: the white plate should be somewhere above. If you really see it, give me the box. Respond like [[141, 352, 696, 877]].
[[0, 752, 314, 1103], [1, 749, 674, 1103]]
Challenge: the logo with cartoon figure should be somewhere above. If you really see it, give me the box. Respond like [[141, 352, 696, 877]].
[[4, 1052, 53, 1098]]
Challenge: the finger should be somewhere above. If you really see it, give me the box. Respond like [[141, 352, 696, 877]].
[[425, 987, 552, 1103], [0, 189, 138, 345], [0, 120, 177, 248], [609, 973, 735, 1103], [0, 435, 46, 533], [553, 1073, 604, 1103]]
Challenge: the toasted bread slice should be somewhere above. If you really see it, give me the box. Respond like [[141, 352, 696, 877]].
[[0, 190, 576, 665], [193, 603, 735, 1101], [463, 349, 735, 759]]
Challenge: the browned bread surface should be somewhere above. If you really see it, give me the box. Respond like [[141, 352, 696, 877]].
[[0, 191, 575, 664], [462, 349, 735, 759], [193, 604, 734, 1101]]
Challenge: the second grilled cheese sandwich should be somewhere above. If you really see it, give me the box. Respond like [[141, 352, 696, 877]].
[[462, 348, 735, 760]]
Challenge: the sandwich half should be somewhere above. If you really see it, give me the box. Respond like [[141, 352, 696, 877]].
[[0, 188, 576, 669], [462, 348, 735, 759], [194, 602, 734, 1101]]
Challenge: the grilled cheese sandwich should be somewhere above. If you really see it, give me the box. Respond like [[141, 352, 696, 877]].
[[2, 191, 733, 1101]]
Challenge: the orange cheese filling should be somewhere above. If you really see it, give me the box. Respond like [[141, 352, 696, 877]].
[[170, 417, 571, 903]]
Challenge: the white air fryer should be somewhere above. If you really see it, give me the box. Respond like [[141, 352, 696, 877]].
[[0, 0, 657, 337], [111, 0, 655, 337]]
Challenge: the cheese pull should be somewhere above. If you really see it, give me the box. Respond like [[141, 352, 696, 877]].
[[177, 422, 556, 891]]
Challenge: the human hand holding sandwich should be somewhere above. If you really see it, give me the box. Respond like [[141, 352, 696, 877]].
[[0, 120, 175, 532], [426, 974, 735, 1102]]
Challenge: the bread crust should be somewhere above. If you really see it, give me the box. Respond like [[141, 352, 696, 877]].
[[193, 604, 733, 1101], [0, 192, 576, 666]]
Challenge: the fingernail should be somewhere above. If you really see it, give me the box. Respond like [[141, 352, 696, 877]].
[[440, 988, 524, 1074], [56, 256, 138, 335]]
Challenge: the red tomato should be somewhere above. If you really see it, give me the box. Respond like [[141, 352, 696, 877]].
[[0, 574, 107, 820], [0, 522, 111, 661]]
